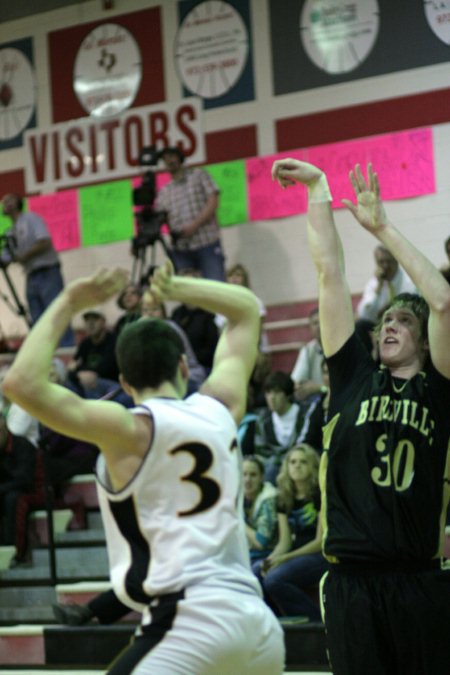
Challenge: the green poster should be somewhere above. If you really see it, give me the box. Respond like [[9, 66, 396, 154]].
[[79, 180, 134, 247], [204, 160, 248, 227], [0, 212, 10, 237], [0, 198, 27, 237]]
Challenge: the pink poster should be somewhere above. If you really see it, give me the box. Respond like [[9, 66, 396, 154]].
[[308, 128, 435, 209], [28, 190, 80, 251], [248, 127, 435, 220], [246, 150, 308, 221]]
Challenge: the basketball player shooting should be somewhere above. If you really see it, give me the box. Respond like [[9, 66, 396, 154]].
[[272, 157, 450, 675]]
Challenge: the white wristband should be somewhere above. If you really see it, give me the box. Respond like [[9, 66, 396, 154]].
[[308, 174, 333, 203]]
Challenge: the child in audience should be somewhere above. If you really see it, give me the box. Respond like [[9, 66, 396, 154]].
[[252, 371, 311, 483], [243, 455, 278, 564]]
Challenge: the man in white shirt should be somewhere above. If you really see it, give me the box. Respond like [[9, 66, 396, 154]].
[[356, 246, 417, 353], [254, 371, 308, 484], [357, 246, 417, 323], [291, 307, 326, 401]]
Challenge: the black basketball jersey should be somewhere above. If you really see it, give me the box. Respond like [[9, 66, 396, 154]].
[[322, 333, 450, 563]]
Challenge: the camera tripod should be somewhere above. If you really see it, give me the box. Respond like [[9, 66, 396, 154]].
[[0, 261, 31, 328], [130, 233, 175, 287]]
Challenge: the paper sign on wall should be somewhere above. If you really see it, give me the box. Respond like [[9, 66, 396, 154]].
[[247, 129, 435, 220], [79, 180, 134, 247], [308, 128, 435, 208], [204, 160, 248, 227], [246, 150, 308, 221], [28, 190, 80, 251]]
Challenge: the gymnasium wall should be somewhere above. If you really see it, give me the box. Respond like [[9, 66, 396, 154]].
[[0, 0, 449, 337]]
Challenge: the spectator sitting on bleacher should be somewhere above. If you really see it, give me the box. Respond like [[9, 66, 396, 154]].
[[67, 309, 120, 399], [251, 371, 311, 484], [0, 413, 36, 559], [291, 307, 326, 402], [243, 455, 278, 565], [114, 283, 142, 337], [140, 289, 206, 393], [216, 263, 272, 409], [254, 444, 327, 622], [0, 365, 39, 447], [216, 263, 269, 352], [248, 349, 272, 411], [297, 359, 330, 454], [170, 268, 219, 371], [355, 245, 417, 354], [39, 358, 99, 487]]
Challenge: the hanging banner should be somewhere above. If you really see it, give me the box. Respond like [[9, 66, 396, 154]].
[[24, 98, 205, 193]]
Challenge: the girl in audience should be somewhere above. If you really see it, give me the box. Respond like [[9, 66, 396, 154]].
[[217, 263, 269, 349], [256, 444, 327, 621], [114, 283, 142, 335], [243, 455, 278, 564]]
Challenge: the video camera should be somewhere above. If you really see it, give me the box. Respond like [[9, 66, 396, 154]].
[[132, 145, 167, 253]]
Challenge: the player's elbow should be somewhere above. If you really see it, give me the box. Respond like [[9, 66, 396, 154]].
[[2, 369, 23, 404], [3, 368, 41, 407], [434, 288, 450, 315]]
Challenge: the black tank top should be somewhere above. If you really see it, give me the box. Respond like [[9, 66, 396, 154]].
[[322, 333, 450, 563]]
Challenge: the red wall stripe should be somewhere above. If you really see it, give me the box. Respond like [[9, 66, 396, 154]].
[[276, 87, 450, 150], [0, 169, 25, 197], [205, 125, 257, 164]]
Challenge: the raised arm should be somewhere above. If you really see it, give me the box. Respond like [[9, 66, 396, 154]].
[[151, 261, 260, 423], [2, 268, 140, 453], [343, 164, 450, 377], [272, 159, 354, 357]]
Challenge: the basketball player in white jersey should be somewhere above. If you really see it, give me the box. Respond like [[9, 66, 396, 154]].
[[3, 261, 285, 674]]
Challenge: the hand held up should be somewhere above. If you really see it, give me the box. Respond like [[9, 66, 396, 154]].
[[342, 163, 389, 234], [66, 267, 129, 315], [271, 158, 333, 203], [150, 259, 175, 302]]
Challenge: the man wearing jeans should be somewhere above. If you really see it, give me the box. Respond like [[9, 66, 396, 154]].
[[1, 193, 74, 346], [155, 147, 226, 281]]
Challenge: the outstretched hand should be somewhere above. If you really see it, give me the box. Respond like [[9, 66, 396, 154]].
[[66, 267, 129, 315], [271, 158, 323, 189], [150, 258, 175, 302], [342, 164, 389, 234]]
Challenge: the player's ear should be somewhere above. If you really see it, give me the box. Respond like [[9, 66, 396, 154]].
[[179, 354, 189, 381], [119, 374, 133, 396]]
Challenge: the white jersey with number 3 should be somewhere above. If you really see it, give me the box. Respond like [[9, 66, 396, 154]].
[[96, 393, 261, 612]]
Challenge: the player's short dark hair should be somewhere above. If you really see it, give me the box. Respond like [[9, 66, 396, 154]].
[[374, 293, 429, 342], [116, 319, 184, 390], [263, 370, 294, 396]]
